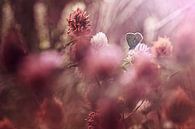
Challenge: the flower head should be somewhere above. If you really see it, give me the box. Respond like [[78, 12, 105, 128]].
[[67, 8, 90, 36], [90, 32, 108, 49], [152, 37, 173, 58], [127, 43, 151, 63]]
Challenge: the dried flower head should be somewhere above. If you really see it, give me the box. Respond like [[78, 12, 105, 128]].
[[67, 8, 90, 36], [152, 37, 173, 58], [90, 32, 108, 49]]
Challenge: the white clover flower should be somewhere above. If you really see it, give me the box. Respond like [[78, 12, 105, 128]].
[[90, 32, 108, 49], [134, 43, 151, 55], [127, 43, 151, 63]]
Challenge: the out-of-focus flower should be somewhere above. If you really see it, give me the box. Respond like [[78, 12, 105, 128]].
[[0, 27, 27, 72], [133, 55, 159, 84], [165, 88, 194, 125], [67, 8, 90, 36], [82, 44, 122, 79], [0, 118, 16, 129], [152, 37, 173, 58], [37, 98, 64, 129], [90, 32, 108, 49], [87, 112, 100, 129], [18, 51, 63, 90]]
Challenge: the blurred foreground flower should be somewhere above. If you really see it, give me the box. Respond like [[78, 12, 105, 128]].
[[18, 51, 63, 92], [82, 44, 122, 79]]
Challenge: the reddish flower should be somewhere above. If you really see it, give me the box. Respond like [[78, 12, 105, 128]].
[[152, 37, 173, 58], [0, 118, 16, 129], [133, 55, 160, 87], [0, 27, 27, 72], [67, 8, 90, 36]]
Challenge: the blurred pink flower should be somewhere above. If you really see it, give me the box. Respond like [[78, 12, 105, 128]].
[[82, 44, 122, 79], [18, 51, 63, 89], [133, 55, 159, 84]]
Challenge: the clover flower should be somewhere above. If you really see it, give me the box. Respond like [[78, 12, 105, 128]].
[[127, 43, 151, 63], [67, 8, 90, 36], [152, 37, 173, 58], [90, 32, 109, 49]]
